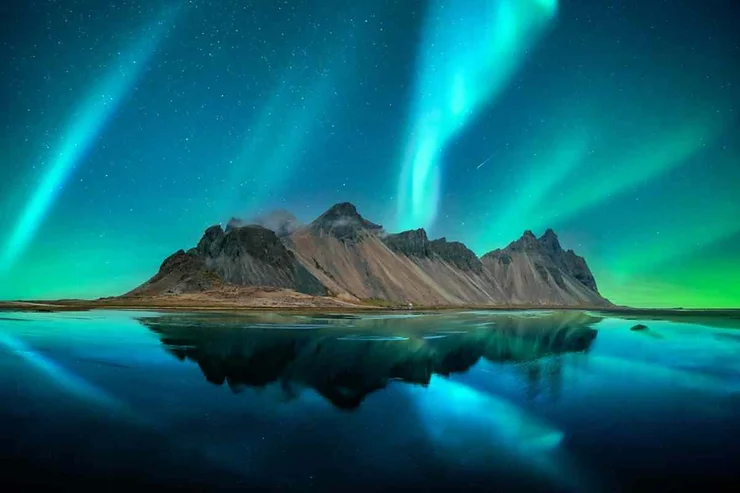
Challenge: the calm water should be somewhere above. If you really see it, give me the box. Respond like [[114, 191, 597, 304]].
[[1, 309, 739, 491]]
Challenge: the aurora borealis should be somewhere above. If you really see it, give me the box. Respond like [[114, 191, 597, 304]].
[[397, 0, 557, 231], [1, 0, 738, 307], [1, 4, 181, 272]]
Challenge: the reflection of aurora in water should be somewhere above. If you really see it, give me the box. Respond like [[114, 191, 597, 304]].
[[1, 310, 740, 489], [0, 332, 122, 410], [408, 377, 579, 491], [144, 309, 598, 489]]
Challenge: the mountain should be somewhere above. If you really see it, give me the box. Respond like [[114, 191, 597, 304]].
[[127, 202, 611, 307]]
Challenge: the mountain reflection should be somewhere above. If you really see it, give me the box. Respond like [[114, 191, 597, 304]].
[[140, 311, 600, 409]]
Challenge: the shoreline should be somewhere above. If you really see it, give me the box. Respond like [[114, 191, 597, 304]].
[[1, 299, 738, 317]]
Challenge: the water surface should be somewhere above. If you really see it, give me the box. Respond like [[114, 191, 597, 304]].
[[1, 309, 739, 490]]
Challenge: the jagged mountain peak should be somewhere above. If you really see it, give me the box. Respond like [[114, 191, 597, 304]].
[[310, 202, 382, 242], [480, 227, 603, 297], [324, 202, 361, 216], [383, 228, 432, 258], [491, 228, 567, 258], [540, 228, 558, 240], [509, 229, 542, 251], [504, 228, 565, 254], [382, 229, 482, 273], [198, 225, 225, 253], [393, 228, 429, 240], [429, 237, 483, 273], [204, 224, 225, 237], [539, 228, 562, 253]]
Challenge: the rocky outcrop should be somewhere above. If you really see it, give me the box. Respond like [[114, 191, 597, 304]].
[[132, 224, 326, 297], [309, 202, 383, 243], [429, 238, 483, 273], [126, 249, 222, 296], [383, 229, 432, 258], [384, 230, 483, 273], [538, 228, 598, 292], [480, 229, 604, 306], [198, 224, 326, 295]]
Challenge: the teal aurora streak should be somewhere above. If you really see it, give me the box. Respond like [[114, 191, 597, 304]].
[[397, 0, 558, 232], [0, 5, 181, 272]]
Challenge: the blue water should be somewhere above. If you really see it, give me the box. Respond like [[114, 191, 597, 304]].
[[1, 309, 739, 491]]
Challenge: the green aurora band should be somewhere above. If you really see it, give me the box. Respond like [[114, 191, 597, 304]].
[[0, 5, 181, 273]]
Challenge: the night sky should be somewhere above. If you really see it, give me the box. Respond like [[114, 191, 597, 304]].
[[1, 0, 738, 307]]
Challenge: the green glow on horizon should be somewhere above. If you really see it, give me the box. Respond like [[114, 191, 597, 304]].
[[597, 256, 740, 309], [606, 197, 740, 278], [536, 115, 724, 229], [0, 5, 181, 272], [397, 0, 557, 232], [0, 234, 166, 301]]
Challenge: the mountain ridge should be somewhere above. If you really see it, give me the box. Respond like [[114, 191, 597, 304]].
[[127, 202, 611, 307]]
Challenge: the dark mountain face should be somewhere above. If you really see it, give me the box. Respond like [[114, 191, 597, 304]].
[[383, 230, 483, 273], [429, 238, 484, 273], [535, 230, 598, 292], [383, 228, 432, 257], [539, 228, 562, 254], [481, 229, 599, 295], [131, 223, 325, 297], [198, 224, 325, 295], [126, 249, 222, 296], [309, 202, 383, 242], [198, 224, 295, 270], [561, 251, 598, 292], [507, 230, 542, 252]]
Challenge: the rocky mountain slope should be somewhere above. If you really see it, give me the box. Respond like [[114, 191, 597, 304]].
[[481, 229, 603, 306], [128, 202, 611, 307], [128, 223, 325, 297]]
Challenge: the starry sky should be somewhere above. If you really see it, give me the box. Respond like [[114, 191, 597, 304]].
[[1, 0, 738, 307]]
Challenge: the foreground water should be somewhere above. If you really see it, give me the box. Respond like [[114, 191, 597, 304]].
[[0, 309, 739, 490]]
